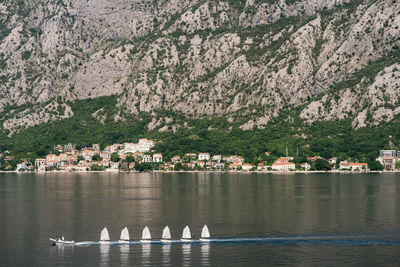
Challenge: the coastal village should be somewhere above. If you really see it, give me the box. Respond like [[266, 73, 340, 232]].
[[2, 138, 399, 173]]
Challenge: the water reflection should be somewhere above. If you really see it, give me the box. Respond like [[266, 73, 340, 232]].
[[1, 172, 400, 266], [182, 243, 191, 266], [162, 244, 171, 266], [119, 244, 130, 266], [99, 244, 110, 267], [50, 244, 74, 264], [201, 243, 210, 265], [142, 244, 151, 265]]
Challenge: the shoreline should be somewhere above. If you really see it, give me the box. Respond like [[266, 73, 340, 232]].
[[1, 170, 398, 174]]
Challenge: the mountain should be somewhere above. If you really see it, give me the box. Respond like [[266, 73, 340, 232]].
[[0, 0, 400, 159]]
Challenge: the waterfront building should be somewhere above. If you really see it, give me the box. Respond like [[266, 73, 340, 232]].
[[272, 162, 295, 171], [35, 158, 46, 169], [300, 163, 311, 171], [228, 156, 244, 164], [214, 162, 225, 169], [16, 163, 28, 171], [82, 150, 96, 161], [124, 143, 138, 153], [328, 158, 337, 165], [211, 155, 222, 162], [229, 163, 240, 170], [257, 162, 267, 171], [171, 155, 181, 163], [137, 139, 155, 152], [64, 143, 76, 153], [242, 163, 255, 171], [110, 162, 119, 170], [152, 153, 163, 163], [100, 152, 111, 161], [142, 154, 152, 163], [379, 150, 397, 158], [380, 157, 395, 170], [198, 153, 210, 161], [339, 161, 369, 171], [197, 161, 206, 168]]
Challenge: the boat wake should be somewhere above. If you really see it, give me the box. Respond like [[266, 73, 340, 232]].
[[74, 234, 400, 246]]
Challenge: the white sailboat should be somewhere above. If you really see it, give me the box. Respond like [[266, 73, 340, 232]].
[[141, 226, 152, 243], [181, 225, 191, 242], [200, 225, 210, 241], [99, 227, 110, 244], [119, 227, 130, 244], [161, 226, 172, 243]]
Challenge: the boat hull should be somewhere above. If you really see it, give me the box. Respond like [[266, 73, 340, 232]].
[[140, 240, 152, 243], [200, 238, 211, 242], [118, 240, 130, 244], [50, 238, 75, 245], [181, 238, 191, 242], [161, 239, 172, 243], [99, 240, 110, 244]]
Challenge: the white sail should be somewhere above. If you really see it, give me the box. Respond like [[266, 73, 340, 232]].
[[162, 226, 171, 239], [100, 227, 110, 241], [142, 226, 151, 240], [182, 226, 191, 239], [201, 225, 210, 238], [120, 227, 130, 240]]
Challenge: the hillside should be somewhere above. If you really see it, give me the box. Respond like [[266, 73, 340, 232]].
[[0, 0, 400, 159]]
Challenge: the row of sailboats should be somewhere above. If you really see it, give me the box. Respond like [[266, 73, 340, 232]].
[[100, 225, 210, 243]]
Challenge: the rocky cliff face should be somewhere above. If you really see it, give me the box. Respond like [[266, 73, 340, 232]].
[[0, 0, 399, 134]]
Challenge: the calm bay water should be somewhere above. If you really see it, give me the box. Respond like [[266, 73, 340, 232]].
[[0, 172, 400, 266]]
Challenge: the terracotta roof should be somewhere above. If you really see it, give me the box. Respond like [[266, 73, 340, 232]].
[[273, 162, 295, 165]]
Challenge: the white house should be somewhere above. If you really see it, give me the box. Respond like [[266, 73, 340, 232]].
[[242, 163, 255, 171], [124, 143, 138, 153], [272, 162, 295, 171], [16, 163, 28, 171], [171, 155, 181, 163], [198, 153, 210, 161], [35, 158, 46, 171], [152, 153, 163, 163], [142, 154, 152, 163], [339, 162, 368, 171], [300, 163, 311, 171], [110, 162, 120, 170], [137, 139, 155, 152], [212, 155, 222, 162]]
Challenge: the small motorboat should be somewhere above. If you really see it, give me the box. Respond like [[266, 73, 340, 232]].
[[49, 236, 75, 245], [181, 226, 191, 242], [200, 225, 210, 242], [161, 226, 172, 243]]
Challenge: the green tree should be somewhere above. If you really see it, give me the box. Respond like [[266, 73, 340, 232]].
[[313, 158, 331, 171], [92, 153, 102, 161], [367, 160, 383, 171], [111, 152, 120, 162]]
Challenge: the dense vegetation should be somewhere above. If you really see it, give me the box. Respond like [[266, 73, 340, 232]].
[[0, 95, 396, 171]]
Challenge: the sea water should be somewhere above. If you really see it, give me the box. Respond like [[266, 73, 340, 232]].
[[0, 172, 399, 266]]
